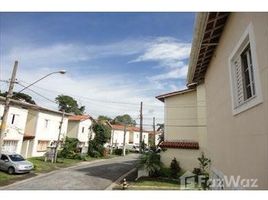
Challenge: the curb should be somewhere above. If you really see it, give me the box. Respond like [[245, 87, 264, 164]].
[[105, 167, 137, 190], [0, 156, 120, 190]]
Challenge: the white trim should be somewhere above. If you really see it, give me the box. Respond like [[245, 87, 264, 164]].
[[228, 23, 263, 116]]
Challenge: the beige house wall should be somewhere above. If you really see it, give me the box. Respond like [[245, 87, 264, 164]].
[[161, 89, 206, 170], [164, 90, 198, 141], [196, 84, 207, 151], [204, 13, 268, 189], [66, 121, 79, 138], [161, 148, 200, 170]]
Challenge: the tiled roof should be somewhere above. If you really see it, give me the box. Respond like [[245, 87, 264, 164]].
[[159, 141, 199, 150], [68, 115, 92, 121], [111, 124, 150, 133], [155, 88, 196, 102]]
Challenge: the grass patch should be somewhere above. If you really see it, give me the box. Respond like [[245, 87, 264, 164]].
[[0, 155, 109, 187], [134, 177, 180, 187], [28, 157, 85, 173]]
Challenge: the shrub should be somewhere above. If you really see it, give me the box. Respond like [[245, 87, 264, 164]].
[[139, 151, 162, 177], [114, 148, 123, 156], [59, 137, 81, 159], [170, 158, 181, 178], [87, 122, 111, 158]]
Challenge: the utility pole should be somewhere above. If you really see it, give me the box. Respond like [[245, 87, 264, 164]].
[[139, 101, 143, 153], [153, 117, 156, 147], [122, 123, 127, 156], [0, 61, 18, 154], [54, 110, 65, 162]]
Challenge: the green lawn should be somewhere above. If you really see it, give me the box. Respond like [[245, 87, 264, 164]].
[[131, 177, 180, 189], [0, 155, 103, 186]]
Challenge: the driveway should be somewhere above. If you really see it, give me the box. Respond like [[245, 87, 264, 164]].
[[1, 154, 139, 190]]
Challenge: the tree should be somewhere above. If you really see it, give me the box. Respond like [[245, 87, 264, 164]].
[[139, 151, 162, 177], [0, 91, 36, 104], [88, 122, 111, 157], [112, 114, 136, 126], [92, 122, 111, 145], [97, 115, 112, 122], [170, 157, 181, 178], [55, 95, 85, 114]]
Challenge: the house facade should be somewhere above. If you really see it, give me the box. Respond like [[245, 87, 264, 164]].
[[21, 106, 69, 158], [110, 124, 149, 148], [66, 115, 95, 153], [156, 85, 207, 170], [1, 97, 69, 158], [0, 97, 29, 154], [187, 13, 268, 189]]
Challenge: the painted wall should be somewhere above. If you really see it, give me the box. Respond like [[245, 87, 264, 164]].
[[204, 13, 268, 189], [164, 90, 199, 141], [77, 119, 93, 144], [161, 148, 200, 170], [66, 121, 79, 138]]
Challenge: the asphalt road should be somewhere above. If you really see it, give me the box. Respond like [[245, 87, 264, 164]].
[[1, 154, 139, 190]]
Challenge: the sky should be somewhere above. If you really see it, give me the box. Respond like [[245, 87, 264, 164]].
[[0, 12, 195, 128]]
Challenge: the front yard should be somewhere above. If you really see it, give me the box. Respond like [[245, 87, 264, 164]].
[[0, 155, 110, 187]]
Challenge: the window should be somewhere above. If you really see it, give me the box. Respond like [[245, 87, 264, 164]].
[[82, 127, 85, 133], [229, 24, 262, 115], [44, 119, 50, 129], [37, 140, 49, 152], [2, 140, 18, 153], [0, 155, 8, 161], [10, 114, 19, 125]]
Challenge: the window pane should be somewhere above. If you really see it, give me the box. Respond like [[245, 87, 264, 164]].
[[241, 44, 255, 100]]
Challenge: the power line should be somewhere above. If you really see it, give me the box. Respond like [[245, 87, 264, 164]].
[[16, 82, 57, 105], [18, 79, 206, 108]]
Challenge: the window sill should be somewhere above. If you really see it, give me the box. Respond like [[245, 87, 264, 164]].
[[233, 95, 263, 116]]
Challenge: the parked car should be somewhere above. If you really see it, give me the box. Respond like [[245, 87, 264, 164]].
[[0, 153, 33, 174]]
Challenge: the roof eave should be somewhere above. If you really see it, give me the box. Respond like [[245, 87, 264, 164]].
[[187, 12, 209, 85]]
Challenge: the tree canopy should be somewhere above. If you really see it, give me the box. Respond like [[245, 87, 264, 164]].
[[97, 115, 112, 122], [55, 95, 85, 114], [111, 114, 136, 126], [0, 91, 36, 104]]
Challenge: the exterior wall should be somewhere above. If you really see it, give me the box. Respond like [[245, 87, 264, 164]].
[[196, 84, 208, 151], [161, 90, 202, 170], [164, 90, 199, 141], [111, 129, 149, 147], [161, 149, 200, 170], [24, 109, 38, 137], [31, 111, 68, 157], [204, 13, 268, 189], [0, 104, 28, 154], [66, 121, 79, 138], [112, 130, 130, 147], [77, 119, 93, 144]]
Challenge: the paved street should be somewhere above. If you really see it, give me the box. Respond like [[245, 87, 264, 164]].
[[1, 154, 139, 190]]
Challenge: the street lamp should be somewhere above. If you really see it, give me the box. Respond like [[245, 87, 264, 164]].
[[17, 70, 66, 94]]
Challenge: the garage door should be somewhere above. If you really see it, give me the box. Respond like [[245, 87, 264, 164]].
[[2, 140, 18, 153]]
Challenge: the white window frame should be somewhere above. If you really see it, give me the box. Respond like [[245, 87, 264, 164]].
[[228, 23, 263, 115]]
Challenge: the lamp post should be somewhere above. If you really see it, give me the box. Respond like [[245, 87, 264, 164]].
[[0, 62, 66, 153], [16, 70, 66, 94]]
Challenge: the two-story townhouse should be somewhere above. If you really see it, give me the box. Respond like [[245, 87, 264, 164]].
[[110, 124, 149, 148], [66, 115, 95, 153], [22, 107, 69, 158], [0, 97, 29, 154]]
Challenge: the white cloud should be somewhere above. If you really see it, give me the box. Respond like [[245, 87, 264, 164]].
[[149, 65, 188, 81], [0, 36, 191, 126]]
